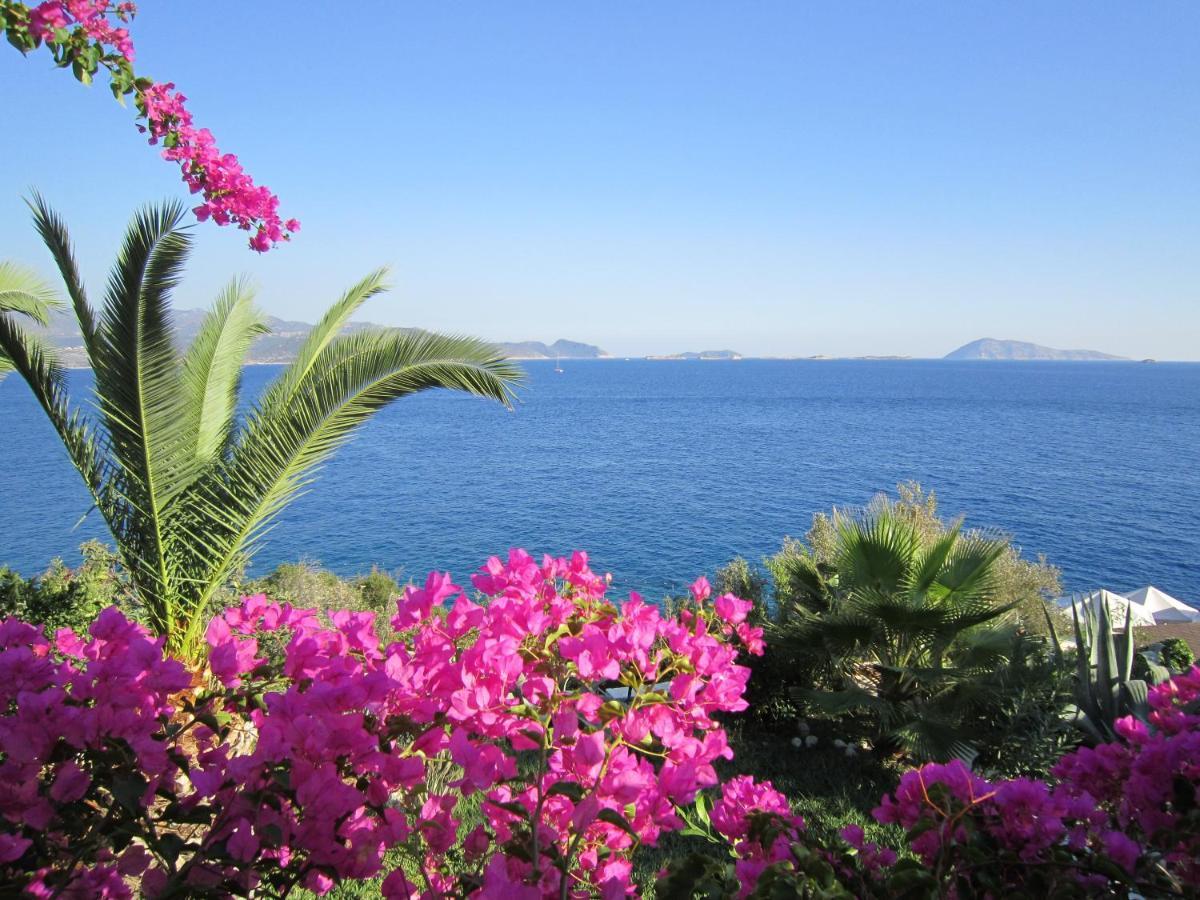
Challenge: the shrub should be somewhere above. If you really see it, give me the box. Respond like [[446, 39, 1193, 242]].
[[250, 561, 361, 613], [0, 550, 762, 897], [0, 541, 124, 636], [661, 667, 1200, 898], [354, 566, 402, 612], [1161, 637, 1195, 673], [735, 484, 1068, 763]]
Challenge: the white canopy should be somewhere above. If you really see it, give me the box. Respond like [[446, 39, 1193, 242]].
[[1057, 589, 1157, 628], [1124, 586, 1200, 624]]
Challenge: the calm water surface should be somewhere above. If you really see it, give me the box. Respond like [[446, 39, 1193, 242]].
[[2, 360, 1198, 600]]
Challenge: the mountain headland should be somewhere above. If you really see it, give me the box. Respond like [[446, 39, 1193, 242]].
[[945, 338, 1126, 361]]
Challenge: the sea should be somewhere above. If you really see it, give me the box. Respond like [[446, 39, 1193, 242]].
[[2, 359, 1198, 602]]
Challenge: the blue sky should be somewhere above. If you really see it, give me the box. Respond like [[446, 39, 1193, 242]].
[[2, 1, 1198, 358]]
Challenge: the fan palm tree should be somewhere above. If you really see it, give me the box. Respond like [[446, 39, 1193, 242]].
[[782, 503, 1017, 761], [0, 196, 522, 663]]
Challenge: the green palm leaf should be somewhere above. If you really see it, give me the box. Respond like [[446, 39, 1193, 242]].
[[176, 329, 521, 646], [181, 276, 267, 464], [27, 192, 99, 359], [836, 511, 920, 596]]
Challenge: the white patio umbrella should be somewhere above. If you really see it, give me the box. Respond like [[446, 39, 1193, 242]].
[[1056, 589, 1156, 628], [1123, 586, 1200, 624]]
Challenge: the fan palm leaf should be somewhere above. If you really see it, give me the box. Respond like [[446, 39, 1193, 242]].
[[802, 501, 1016, 761]]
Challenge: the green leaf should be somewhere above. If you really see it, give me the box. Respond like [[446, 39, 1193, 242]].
[[596, 807, 640, 840], [157, 832, 188, 867], [545, 781, 585, 802], [112, 773, 149, 813]]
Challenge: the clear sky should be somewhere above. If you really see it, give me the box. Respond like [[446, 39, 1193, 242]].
[[3, 1, 1198, 359]]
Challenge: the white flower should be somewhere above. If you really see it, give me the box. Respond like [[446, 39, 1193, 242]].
[[833, 738, 846, 749], [791, 736, 804, 748], [805, 735, 818, 747]]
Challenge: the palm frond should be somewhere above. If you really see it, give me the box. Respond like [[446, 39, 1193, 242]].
[[0, 262, 62, 322], [907, 526, 959, 596], [891, 716, 978, 765], [836, 508, 920, 597], [256, 267, 390, 411], [26, 193, 99, 359], [179, 326, 523, 647], [930, 535, 1005, 605], [181, 276, 267, 464], [92, 200, 195, 616], [0, 315, 103, 495]]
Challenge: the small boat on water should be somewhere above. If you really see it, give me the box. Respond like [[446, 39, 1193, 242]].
[[555, 354, 564, 374]]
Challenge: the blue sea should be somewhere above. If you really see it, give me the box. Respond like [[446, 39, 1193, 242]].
[[2, 360, 1199, 602]]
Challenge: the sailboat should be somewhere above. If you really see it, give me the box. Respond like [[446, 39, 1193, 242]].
[[554, 354, 564, 374]]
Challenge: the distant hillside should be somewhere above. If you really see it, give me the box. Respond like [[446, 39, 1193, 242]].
[[648, 350, 743, 360], [945, 338, 1126, 361], [37, 309, 606, 365], [496, 339, 608, 359]]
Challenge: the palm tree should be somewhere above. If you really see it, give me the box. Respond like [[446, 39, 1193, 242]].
[[781, 503, 1017, 761], [0, 196, 523, 663]]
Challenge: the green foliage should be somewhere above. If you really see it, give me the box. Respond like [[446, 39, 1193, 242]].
[[0, 197, 522, 663], [633, 727, 906, 896], [1160, 637, 1195, 673], [249, 562, 401, 617], [771, 500, 1019, 761], [956, 634, 1078, 778], [355, 565, 402, 612], [786, 484, 1062, 635], [1054, 595, 1170, 743], [725, 483, 1069, 766], [0, 541, 124, 635]]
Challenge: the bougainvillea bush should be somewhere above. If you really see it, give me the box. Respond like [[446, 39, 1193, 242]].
[[0, 551, 762, 897], [1, 1, 297, 250], [661, 668, 1200, 899], [0, 548, 1197, 898]]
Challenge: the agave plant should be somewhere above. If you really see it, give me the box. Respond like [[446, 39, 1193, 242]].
[[0, 196, 522, 663], [787, 503, 1018, 761], [1045, 596, 1169, 743]]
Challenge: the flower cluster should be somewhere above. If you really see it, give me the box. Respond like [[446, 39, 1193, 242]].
[[689, 669, 1200, 898], [0, 609, 191, 897], [138, 83, 300, 252], [4, 1, 297, 251], [1053, 665, 1200, 888], [0, 550, 763, 898], [27, 0, 135, 60], [709, 776, 806, 891]]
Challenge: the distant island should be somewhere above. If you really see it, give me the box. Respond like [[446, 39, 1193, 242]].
[[646, 350, 743, 361], [37, 309, 609, 365], [37, 312, 1137, 365], [945, 338, 1126, 361], [494, 339, 608, 360]]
